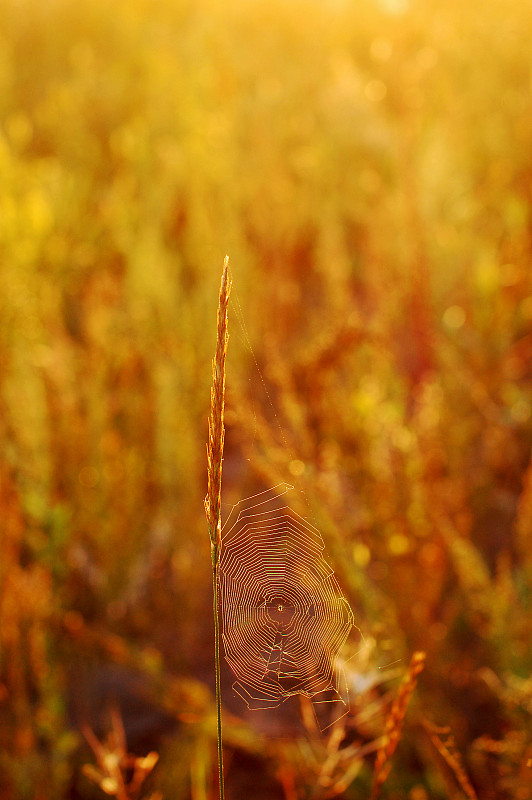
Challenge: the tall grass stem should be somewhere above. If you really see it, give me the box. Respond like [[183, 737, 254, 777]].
[[205, 256, 231, 800]]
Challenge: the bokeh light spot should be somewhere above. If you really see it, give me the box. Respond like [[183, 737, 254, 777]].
[[443, 305, 466, 330], [388, 533, 409, 555], [352, 543, 371, 567], [288, 459, 305, 477], [78, 466, 100, 488]]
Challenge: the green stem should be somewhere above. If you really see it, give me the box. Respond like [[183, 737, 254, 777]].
[[212, 541, 224, 800]]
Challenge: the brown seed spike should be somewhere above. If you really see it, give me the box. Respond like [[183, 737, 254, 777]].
[[205, 255, 232, 552], [205, 256, 231, 800], [371, 651, 426, 800], [423, 718, 479, 800]]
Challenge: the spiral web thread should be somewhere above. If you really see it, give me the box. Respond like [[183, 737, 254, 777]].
[[219, 484, 355, 731]]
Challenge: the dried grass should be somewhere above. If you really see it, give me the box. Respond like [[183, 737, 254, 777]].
[[82, 708, 160, 800], [205, 256, 232, 553], [204, 256, 232, 800], [423, 720, 479, 800], [370, 651, 426, 800]]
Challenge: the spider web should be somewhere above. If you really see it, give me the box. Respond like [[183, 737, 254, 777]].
[[219, 483, 356, 731]]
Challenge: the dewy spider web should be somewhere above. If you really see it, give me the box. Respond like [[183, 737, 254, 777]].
[[219, 483, 355, 731]]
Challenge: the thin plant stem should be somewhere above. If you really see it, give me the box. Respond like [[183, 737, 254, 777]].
[[205, 255, 231, 800], [212, 554, 223, 800]]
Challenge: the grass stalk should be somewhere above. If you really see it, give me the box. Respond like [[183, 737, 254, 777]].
[[370, 651, 426, 800], [205, 256, 231, 800]]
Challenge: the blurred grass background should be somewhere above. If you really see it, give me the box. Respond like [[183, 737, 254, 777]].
[[1, 0, 532, 797]]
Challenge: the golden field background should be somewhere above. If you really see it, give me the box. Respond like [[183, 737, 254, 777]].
[[1, 0, 532, 797]]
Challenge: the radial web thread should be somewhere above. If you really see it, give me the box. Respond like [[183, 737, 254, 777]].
[[219, 484, 356, 730]]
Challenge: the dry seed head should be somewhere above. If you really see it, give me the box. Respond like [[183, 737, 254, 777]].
[[205, 256, 232, 551], [371, 651, 426, 800], [423, 719, 479, 800]]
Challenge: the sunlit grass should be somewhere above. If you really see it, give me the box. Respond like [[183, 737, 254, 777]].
[[1, 0, 532, 796]]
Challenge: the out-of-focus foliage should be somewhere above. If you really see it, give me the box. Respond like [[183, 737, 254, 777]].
[[1, 0, 532, 797]]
